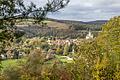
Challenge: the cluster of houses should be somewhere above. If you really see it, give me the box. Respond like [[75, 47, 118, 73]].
[[0, 31, 94, 60], [47, 31, 94, 46], [47, 39, 77, 46]]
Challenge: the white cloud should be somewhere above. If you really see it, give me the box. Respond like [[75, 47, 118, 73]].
[[25, 0, 120, 21]]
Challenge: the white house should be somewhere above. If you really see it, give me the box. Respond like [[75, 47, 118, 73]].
[[0, 54, 7, 60]]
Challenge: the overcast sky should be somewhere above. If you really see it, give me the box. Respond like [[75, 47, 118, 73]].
[[25, 0, 120, 21]]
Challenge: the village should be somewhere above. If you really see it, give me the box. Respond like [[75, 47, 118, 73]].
[[0, 31, 94, 60]]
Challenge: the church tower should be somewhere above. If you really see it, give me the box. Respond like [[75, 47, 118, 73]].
[[86, 31, 93, 39]]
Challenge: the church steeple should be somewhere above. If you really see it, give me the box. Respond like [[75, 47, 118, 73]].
[[86, 30, 93, 39]]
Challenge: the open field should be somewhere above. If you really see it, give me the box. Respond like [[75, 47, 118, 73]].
[[16, 19, 69, 29], [1, 59, 26, 70], [1, 55, 73, 70]]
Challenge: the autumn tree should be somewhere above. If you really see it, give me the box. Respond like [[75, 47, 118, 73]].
[[70, 16, 120, 80], [95, 16, 120, 80]]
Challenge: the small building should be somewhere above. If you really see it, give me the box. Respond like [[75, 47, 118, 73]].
[[86, 31, 94, 39], [0, 54, 7, 60]]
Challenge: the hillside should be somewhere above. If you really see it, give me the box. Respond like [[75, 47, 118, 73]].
[[16, 19, 107, 38], [47, 18, 107, 31]]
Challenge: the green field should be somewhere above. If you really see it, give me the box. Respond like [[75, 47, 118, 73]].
[[1, 55, 73, 70], [1, 59, 26, 70]]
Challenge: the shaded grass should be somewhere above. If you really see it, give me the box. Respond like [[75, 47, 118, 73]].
[[1, 59, 26, 70]]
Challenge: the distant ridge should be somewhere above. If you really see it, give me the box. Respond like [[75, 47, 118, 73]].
[[84, 20, 108, 24], [46, 18, 108, 25]]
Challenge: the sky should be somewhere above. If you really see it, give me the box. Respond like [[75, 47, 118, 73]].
[[25, 0, 120, 21]]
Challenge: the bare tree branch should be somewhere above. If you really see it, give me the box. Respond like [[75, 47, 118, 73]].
[[0, 0, 70, 21]]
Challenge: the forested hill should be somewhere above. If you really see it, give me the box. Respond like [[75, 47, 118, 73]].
[[17, 18, 108, 38], [47, 18, 108, 31]]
